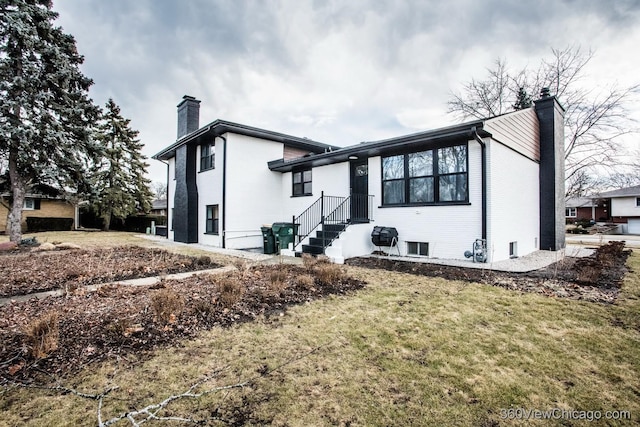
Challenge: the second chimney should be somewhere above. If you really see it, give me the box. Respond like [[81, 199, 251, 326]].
[[177, 95, 201, 139]]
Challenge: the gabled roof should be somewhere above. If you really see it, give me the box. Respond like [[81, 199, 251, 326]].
[[152, 199, 167, 210], [598, 184, 640, 198], [565, 197, 599, 208], [152, 119, 338, 161], [268, 119, 489, 172]]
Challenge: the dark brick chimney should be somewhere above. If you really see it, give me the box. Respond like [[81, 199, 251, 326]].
[[535, 88, 565, 251], [177, 95, 201, 139]]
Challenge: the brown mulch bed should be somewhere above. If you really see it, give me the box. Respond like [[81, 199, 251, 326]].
[[347, 241, 632, 304], [0, 263, 365, 383], [0, 246, 219, 298]]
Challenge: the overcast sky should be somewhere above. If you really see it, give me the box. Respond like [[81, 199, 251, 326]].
[[53, 0, 640, 185]]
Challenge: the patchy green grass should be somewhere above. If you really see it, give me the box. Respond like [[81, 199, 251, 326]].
[[1, 251, 639, 426], [0, 230, 241, 266]]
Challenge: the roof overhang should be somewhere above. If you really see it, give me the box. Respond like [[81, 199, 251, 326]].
[[152, 119, 338, 161], [268, 121, 489, 172]]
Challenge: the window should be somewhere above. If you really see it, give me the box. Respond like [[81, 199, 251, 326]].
[[206, 205, 219, 234], [382, 144, 467, 206], [407, 241, 429, 256], [509, 241, 518, 258], [292, 169, 312, 196], [22, 198, 40, 210], [636, 197, 640, 207], [565, 207, 577, 217], [200, 142, 215, 171]]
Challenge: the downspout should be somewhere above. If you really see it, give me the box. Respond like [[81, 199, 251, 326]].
[[158, 159, 170, 239], [471, 127, 487, 241], [220, 135, 227, 248]]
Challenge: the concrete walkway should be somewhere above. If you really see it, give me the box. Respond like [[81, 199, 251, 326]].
[[0, 265, 237, 307], [565, 233, 640, 248], [367, 244, 595, 273]]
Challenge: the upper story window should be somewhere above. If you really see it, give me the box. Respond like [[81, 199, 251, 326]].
[[382, 144, 468, 206], [293, 169, 312, 197], [200, 142, 215, 171]]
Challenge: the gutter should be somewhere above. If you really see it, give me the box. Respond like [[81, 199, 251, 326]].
[[471, 127, 487, 241], [158, 159, 170, 239], [220, 135, 227, 248]]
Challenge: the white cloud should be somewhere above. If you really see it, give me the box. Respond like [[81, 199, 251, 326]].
[[51, 0, 640, 184]]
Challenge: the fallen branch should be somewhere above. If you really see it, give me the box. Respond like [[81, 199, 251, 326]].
[[4, 342, 332, 426]]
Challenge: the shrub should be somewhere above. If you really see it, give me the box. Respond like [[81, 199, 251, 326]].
[[218, 277, 245, 308], [296, 274, 315, 290], [314, 263, 345, 286], [24, 312, 59, 359], [269, 268, 289, 294], [26, 217, 73, 232], [150, 288, 185, 323]]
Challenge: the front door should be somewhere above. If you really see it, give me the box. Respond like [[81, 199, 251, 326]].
[[350, 159, 369, 223]]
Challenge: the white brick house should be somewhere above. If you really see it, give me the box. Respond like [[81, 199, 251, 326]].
[[154, 93, 565, 263]]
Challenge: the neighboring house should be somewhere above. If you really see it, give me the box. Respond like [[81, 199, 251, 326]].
[[0, 187, 78, 233], [565, 197, 608, 222], [150, 199, 168, 216], [153, 93, 565, 263], [596, 185, 640, 234]]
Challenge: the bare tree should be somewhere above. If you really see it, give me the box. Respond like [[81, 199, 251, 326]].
[[448, 46, 640, 196], [151, 181, 168, 201]]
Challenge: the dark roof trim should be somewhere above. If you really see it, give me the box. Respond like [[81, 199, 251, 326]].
[[268, 120, 489, 172], [153, 119, 338, 160]]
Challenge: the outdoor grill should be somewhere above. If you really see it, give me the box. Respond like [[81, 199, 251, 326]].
[[371, 226, 398, 247]]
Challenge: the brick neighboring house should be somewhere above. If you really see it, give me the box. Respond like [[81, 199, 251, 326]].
[[0, 184, 78, 233], [565, 197, 608, 222]]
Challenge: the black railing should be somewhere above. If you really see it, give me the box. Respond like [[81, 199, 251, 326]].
[[293, 193, 374, 250]]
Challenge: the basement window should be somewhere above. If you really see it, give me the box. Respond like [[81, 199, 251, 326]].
[[509, 241, 518, 258], [407, 241, 429, 256]]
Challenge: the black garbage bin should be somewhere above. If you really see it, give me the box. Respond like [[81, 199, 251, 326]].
[[261, 226, 276, 254], [272, 222, 297, 252]]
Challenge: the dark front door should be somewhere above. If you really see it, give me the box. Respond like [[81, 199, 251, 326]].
[[350, 159, 369, 223]]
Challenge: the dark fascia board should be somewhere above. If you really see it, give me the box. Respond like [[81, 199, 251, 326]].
[[152, 119, 338, 161], [268, 120, 489, 172]]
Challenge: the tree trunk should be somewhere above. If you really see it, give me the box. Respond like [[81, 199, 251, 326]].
[[102, 213, 111, 231], [8, 148, 26, 243]]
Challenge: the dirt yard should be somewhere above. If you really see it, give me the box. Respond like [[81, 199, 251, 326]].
[[0, 253, 364, 383], [347, 241, 632, 304]]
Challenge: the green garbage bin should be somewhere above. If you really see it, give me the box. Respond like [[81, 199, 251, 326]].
[[272, 222, 298, 252], [261, 226, 276, 254]]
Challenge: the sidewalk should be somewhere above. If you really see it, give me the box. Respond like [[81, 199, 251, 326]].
[[565, 234, 640, 248]]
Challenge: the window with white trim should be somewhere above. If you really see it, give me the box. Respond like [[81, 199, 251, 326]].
[[636, 197, 640, 207], [407, 241, 429, 256], [565, 207, 577, 217]]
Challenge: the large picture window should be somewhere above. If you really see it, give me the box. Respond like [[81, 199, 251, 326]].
[[382, 144, 467, 206], [206, 205, 219, 234], [200, 142, 215, 171], [292, 169, 312, 196]]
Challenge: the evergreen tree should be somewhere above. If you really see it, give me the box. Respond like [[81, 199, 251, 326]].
[[0, 0, 100, 242], [513, 87, 532, 110], [91, 99, 153, 231]]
